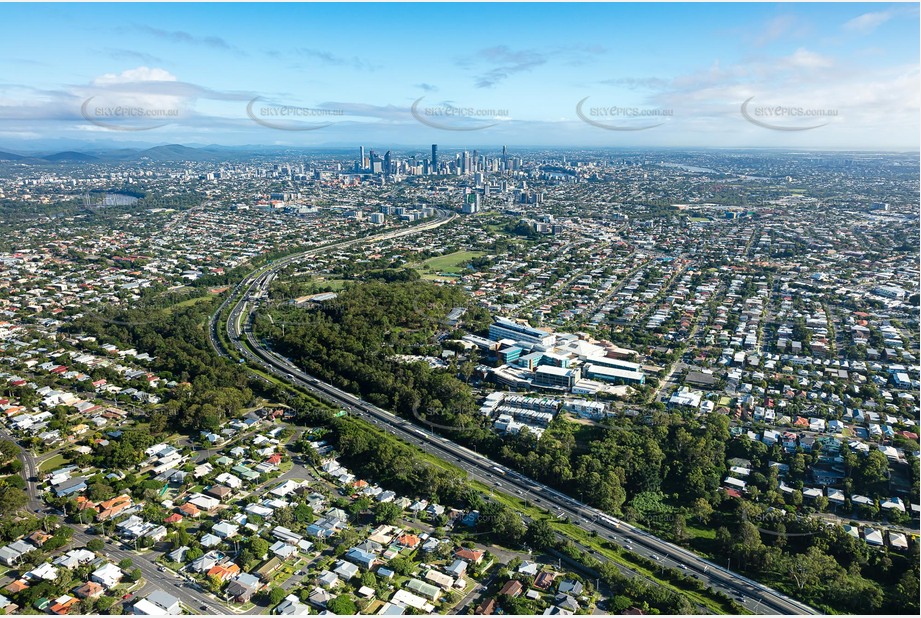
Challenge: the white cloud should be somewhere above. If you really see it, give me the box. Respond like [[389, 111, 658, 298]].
[[93, 66, 177, 85], [783, 48, 834, 70], [843, 11, 893, 34]]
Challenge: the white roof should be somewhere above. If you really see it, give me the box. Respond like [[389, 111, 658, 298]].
[[863, 528, 884, 545], [889, 532, 908, 549]]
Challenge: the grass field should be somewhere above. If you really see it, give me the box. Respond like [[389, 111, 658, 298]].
[[417, 251, 485, 274], [39, 453, 68, 473], [314, 278, 349, 290], [165, 294, 214, 313]]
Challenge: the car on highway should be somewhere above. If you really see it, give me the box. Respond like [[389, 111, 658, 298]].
[[650, 554, 660, 561], [678, 563, 688, 570]]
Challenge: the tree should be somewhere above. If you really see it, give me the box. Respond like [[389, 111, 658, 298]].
[[249, 537, 270, 560], [854, 450, 889, 494], [672, 514, 689, 545], [237, 549, 256, 570], [268, 586, 287, 606], [3, 461, 23, 477], [779, 546, 840, 591], [174, 525, 191, 547], [86, 538, 105, 552], [692, 497, 714, 524], [0, 482, 27, 516], [360, 571, 378, 590], [348, 496, 372, 518], [118, 558, 133, 569], [373, 501, 402, 525], [274, 506, 294, 527], [207, 575, 224, 593], [294, 503, 315, 523], [478, 501, 526, 545], [0, 439, 18, 462], [525, 518, 556, 550], [388, 556, 414, 576], [327, 595, 358, 615], [129, 568, 142, 582]]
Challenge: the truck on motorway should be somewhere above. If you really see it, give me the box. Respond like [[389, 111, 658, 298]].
[[601, 516, 621, 528]]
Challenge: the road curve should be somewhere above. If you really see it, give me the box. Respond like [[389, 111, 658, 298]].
[[210, 210, 817, 616]]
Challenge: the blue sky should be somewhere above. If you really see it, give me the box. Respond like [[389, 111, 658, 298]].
[[1, 2, 918, 150]]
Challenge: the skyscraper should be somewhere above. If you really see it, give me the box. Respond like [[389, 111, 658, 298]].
[[431, 144, 438, 171], [359, 146, 365, 170]]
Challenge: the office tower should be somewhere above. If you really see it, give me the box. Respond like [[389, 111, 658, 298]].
[[359, 146, 365, 171], [383, 150, 391, 174], [370, 151, 382, 174], [431, 144, 438, 171], [502, 145, 508, 170]]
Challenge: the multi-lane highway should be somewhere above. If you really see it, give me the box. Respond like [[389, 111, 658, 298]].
[[209, 210, 817, 616]]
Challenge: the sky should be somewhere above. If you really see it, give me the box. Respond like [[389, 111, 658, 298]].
[[1, 1, 918, 151]]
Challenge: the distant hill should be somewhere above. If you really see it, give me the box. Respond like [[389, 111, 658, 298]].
[[42, 151, 100, 162], [0, 143, 298, 164], [135, 144, 224, 162]]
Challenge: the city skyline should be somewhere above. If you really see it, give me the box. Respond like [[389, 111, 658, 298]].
[[1, 2, 919, 150]]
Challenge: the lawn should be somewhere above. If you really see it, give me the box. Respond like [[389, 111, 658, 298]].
[[314, 278, 348, 291], [164, 294, 215, 314], [686, 523, 720, 558], [417, 251, 485, 274], [38, 453, 68, 473]]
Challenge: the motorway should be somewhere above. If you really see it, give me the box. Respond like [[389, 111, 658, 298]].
[[208, 209, 817, 615]]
